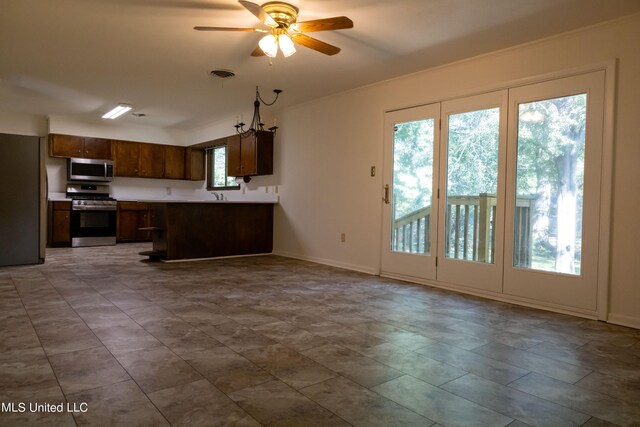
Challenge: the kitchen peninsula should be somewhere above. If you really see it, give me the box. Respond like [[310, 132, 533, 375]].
[[140, 200, 275, 261]]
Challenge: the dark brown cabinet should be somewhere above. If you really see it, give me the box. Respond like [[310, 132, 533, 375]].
[[164, 145, 186, 180], [48, 201, 71, 247], [49, 134, 112, 159], [227, 131, 273, 177], [50, 133, 205, 181], [185, 147, 205, 181], [139, 144, 165, 178], [144, 202, 273, 261], [117, 201, 152, 242], [114, 141, 165, 178], [114, 140, 140, 177]]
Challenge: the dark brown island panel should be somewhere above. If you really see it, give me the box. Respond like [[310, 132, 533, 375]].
[[142, 202, 274, 261]]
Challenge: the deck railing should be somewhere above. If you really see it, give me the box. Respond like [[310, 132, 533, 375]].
[[392, 194, 534, 266]]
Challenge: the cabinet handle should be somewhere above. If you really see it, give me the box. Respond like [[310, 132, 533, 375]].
[[384, 184, 390, 204]]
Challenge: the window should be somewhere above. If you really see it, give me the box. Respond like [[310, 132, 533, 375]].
[[206, 145, 239, 190]]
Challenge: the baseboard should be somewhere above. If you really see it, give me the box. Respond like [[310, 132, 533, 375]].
[[161, 253, 272, 263], [381, 271, 599, 321], [272, 250, 378, 275], [607, 313, 640, 330]]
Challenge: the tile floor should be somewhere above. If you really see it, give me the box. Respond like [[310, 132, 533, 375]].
[[1, 243, 639, 426]]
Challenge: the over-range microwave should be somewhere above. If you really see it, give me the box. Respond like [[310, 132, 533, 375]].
[[68, 158, 114, 182]]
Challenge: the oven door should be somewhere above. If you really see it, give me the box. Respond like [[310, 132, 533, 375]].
[[70, 209, 117, 247]]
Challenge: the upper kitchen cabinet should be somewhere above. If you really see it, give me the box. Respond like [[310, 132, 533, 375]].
[[164, 145, 186, 180], [185, 147, 205, 181], [114, 140, 140, 177], [49, 134, 112, 159], [139, 143, 165, 178], [227, 131, 273, 178], [114, 140, 164, 178]]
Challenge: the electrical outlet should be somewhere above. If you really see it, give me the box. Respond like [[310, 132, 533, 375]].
[[340, 233, 346, 243], [370, 166, 376, 177], [166, 187, 171, 196]]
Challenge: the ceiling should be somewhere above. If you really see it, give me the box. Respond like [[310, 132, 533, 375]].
[[1, 0, 639, 131]]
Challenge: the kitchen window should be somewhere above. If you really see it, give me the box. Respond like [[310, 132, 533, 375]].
[[206, 145, 239, 190]]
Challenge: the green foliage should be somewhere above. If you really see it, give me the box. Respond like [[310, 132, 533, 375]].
[[446, 108, 500, 196], [390, 94, 587, 273], [393, 119, 434, 219], [516, 95, 586, 196]]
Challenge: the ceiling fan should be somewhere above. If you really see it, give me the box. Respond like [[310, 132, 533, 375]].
[[194, 0, 353, 57]]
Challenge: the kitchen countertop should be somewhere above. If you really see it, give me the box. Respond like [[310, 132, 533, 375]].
[[118, 198, 278, 204], [48, 192, 278, 204]]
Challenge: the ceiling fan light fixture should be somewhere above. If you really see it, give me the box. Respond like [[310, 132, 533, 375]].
[[279, 34, 296, 57], [259, 34, 278, 58]]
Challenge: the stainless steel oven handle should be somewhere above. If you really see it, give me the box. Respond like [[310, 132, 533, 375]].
[[71, 206, 117, 211]]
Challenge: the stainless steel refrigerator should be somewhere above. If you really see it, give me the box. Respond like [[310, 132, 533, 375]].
[[0, 133, 46, 266]]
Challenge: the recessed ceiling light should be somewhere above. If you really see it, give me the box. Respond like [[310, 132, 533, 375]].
[[102, 104, 132, 119]]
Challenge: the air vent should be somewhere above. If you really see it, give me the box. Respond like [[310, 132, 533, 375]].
[[210, 69, 236, 79]]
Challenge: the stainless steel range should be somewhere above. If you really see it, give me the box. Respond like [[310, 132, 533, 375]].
[[66, 184, 117, 247]]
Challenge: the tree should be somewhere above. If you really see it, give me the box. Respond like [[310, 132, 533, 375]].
[[516, 94, 586, 274], [393, 119, 434, 219]]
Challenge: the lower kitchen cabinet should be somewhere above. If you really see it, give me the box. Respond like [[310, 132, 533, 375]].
[[48, 201, 71, 247], [117, 201, 152, 242]]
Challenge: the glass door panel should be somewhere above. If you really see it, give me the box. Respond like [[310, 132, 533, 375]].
[[504, 71, 605, 312], [392, 119, 435, 255], [437, 91, 508, 292], [381, 103, 440, 282], [444, 107, 500, 264], [514, 94, 586, 275]]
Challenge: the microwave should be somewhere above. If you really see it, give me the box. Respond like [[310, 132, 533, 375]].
[[68, 158, 114, 182]]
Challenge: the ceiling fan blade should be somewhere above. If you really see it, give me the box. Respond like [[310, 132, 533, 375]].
[[194, 26, 262, 32], [292, 34, 341, 55], [239, 0, 277, 27], [295, 16, 353, 33], [250, 45, 266, 57]]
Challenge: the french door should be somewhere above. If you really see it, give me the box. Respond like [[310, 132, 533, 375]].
[[381, 70, 606, 313], [380, 103, 440, 281], [436, 91, 508, 292], [503, 71, 605, 311]]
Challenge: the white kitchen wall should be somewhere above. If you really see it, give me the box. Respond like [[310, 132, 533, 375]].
[[0, 110, 47, 136], [272, 14, 640, 328]]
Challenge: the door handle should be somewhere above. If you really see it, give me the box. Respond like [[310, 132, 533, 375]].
[[384, 184, 390, 204]]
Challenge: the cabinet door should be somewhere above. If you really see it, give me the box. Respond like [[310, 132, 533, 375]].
[[50, 202, 71, 246], [117, 202, 151, 242], [185, 147, 205, 181], [164, 145, 186, 179], [83, 137, 112, 159], [227, 135, 242, 177], [241, 135, 257, 176], [139, 143, 165, 178], [49, 134, 84, 158], [114, 141, 140, 177], [255, 131, 274, 175]]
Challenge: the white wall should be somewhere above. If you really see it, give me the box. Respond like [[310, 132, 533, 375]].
[[0, 111, 47, 136], [273, 14, 640, 327]]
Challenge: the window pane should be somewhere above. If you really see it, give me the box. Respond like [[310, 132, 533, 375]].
[[213, 146, 227, 187], [514, 94, 586, 275], [445, 108, 500, 263], [391, 119, 434, 255]]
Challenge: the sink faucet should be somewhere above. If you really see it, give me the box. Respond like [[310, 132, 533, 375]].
[[212, 192, 224, 200]]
